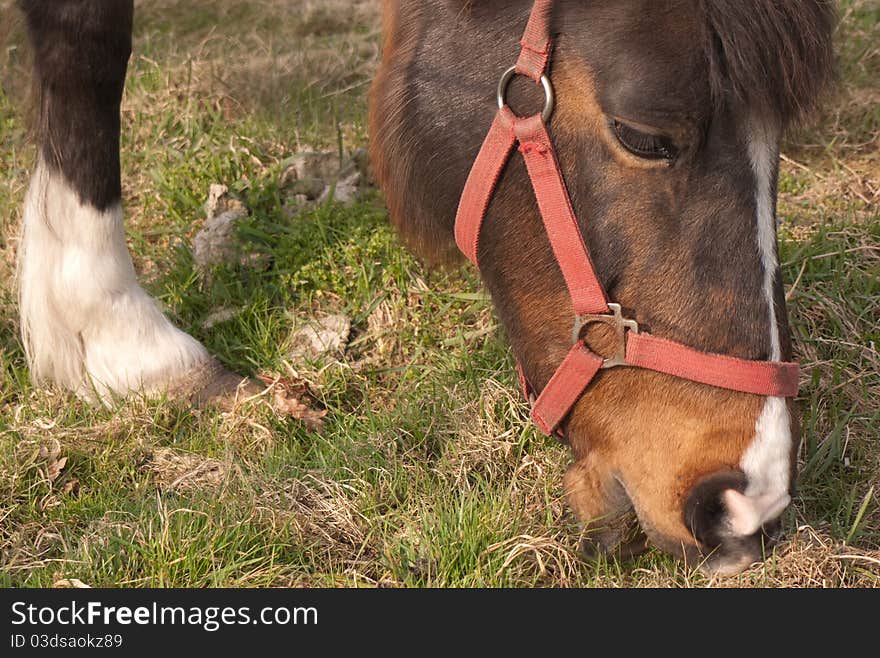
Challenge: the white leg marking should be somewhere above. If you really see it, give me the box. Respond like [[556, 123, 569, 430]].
[[738, 119, 792, 528], [18, 162, 210, 401]]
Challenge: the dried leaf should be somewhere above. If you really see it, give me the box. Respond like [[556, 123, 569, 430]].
[[257, 375, 328, 432], [273, 393, 328, 432], [38, 440, 67, 483], [47, 456, 67, 482]]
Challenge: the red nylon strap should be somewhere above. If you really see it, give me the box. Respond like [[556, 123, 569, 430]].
[[515, 0, 553, 81], [626, 333, 800, 398], [530, 334, 800, 434], [515, 116, 610, 316], [455, 108, 516, 266], [530, 343, 604, 435]]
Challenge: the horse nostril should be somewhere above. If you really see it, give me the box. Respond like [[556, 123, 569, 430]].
[[761, 519, 783, 548]]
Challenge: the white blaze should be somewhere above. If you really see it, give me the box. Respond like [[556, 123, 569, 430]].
[[17, 162, 210, 401], [736, 118, 792, 531]]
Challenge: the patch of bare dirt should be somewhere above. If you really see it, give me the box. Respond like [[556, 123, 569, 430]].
[[286, 313, 351, 362]]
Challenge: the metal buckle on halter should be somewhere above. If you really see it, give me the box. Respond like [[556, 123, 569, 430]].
[[572, 303, 639, 369], [497, 66, 555, 122]]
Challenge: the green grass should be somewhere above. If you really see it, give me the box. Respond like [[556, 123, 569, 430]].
[[0, 0, 878, 588]]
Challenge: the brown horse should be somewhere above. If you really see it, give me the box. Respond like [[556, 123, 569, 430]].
[[370, 0, 835, 573]]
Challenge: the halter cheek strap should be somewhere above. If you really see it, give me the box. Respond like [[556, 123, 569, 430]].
[[454, 0, 800, 436]]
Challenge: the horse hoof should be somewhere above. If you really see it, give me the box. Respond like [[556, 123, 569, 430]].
[[173, 358, 264, 410]]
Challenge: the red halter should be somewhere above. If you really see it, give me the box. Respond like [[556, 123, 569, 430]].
[[454, 0, 799, 436]]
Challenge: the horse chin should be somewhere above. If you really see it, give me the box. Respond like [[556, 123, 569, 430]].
[[577, 509, 649, 563]]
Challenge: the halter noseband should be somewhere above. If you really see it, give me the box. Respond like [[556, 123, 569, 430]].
[[454, 0, 799, 437]]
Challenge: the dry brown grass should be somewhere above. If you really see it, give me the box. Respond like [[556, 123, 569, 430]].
[[143, 447, 228, 492]]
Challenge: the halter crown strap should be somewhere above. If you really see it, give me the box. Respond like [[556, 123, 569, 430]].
[[515, 0, 554, 81], [454, 0, 800, 436]]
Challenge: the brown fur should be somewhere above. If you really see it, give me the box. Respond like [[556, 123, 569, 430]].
[[369, 0, 463, 264]]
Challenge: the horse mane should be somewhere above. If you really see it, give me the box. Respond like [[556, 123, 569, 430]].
[[698, 0, 837, 125]]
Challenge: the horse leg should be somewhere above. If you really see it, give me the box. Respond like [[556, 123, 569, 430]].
[[16, 0, 254, 405], [563, 455, 648, 560]]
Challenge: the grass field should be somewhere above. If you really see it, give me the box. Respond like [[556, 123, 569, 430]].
[[0, 0, 877, 587]]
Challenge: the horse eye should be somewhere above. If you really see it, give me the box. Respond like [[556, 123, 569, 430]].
[[611, 119, 679, 162]]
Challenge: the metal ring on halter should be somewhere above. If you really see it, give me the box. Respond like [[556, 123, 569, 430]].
[[497, 66, 555, 123]]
